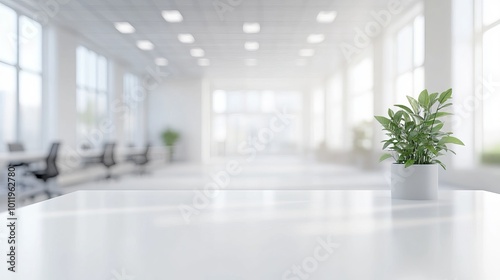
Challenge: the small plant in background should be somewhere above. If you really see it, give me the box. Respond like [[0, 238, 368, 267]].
[[375, 88, 464, 169], [162, 129, 180, 147], [162, 129, 180, 162]]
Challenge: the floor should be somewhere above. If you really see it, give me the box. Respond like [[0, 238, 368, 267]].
[[2, 159, 459, 209]]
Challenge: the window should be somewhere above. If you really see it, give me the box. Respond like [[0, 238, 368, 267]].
[[311, 88, 325, 149], [394, 15, 425, 104], [326, 73, 344, 150], [348, 57, 374, 150], [210, 90, 302, 157], [0, 3, 43, 152], [76, 46, 108, 149], [123, 73, 145, 147], [480, 0, 500, 162]]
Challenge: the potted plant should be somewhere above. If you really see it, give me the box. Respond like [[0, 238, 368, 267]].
[[375, 89, 464, 200], [161, 129, 180, 162]]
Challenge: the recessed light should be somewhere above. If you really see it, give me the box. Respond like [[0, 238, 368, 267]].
[[155, 57, 168, 66], [198, 59, 210, 66], [114, 22, 135, 34], [190, 48, 205, 57], [317, 11, 337, 23], [296, 59, 307, 66], [243, 22, 260, 33], [162, 10, 183, 23], [299, 49, 315, 57], [178, 33, 195, 44], [244, 41, 259, 51], [245, 59, 258, 66], [307, 34, 325, 44], [137, 40, 154, 50]]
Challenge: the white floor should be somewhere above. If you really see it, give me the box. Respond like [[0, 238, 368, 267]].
[[2, 160, 460, 209]]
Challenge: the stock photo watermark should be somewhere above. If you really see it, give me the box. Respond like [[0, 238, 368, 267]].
[[213, 0, 243, 21], [340, 0, 403, 63], [178, 107, 295, 224], [282, 235, 340, 280], [110, 268, 135, 280]]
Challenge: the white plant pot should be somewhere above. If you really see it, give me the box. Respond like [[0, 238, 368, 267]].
[[391, 164, 438, 200]]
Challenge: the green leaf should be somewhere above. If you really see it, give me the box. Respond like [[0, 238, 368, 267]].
[[394, 105, 414, 115], [438, 88, 453, 104], [388, 108, 394, 118], [429, 92, 439, 105], [374, 116, 391, 127], [404, 159, 415, 168], [433, 159, 447, 170], [439, 136, 465, 146], [407, 96, 420, 114], [431, 123, 444, 132], [379, 153, 393, 162], [418, 89, 430, 108]]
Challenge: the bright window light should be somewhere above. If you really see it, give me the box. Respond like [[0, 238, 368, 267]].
[[178, 33, 195, 44], [317, 11, 337, 23], [243, 22, 260, 33], [114, 22, 135, 34], [244, 41, 259, 51], [136, 40, 154, 50], [198, 58, 210, 66], [155, 57, 168, 66], [245, 59, 258, 66], [299, 49, 315, 57], [190, 48, 205, 57], [307, 34, 325, 44], [162, 10, 183, 23]]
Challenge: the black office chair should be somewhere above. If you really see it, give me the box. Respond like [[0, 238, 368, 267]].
[[7, 143, 29, 167], [30, 142, 62, 198], [100, 142, 117, 179], [129, 144, 151, 175]]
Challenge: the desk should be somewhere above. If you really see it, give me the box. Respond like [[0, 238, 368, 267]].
[[1, 190, 499, 279], [0, 152, 45, 167]]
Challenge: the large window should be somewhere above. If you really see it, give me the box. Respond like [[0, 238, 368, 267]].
[[76, 46, 108, 149], [394, 15, 425, 104], [123, 73, 144, 147], [0, 3, 43, 152], [480, 0, 500, 162], [326, 73, 344, 150], [348, 56, 374, 151], [210, 90, 302, 157]]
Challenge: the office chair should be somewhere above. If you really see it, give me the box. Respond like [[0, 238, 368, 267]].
[[100, 142, 117, 179], [129, 144, 151, 175], [29, 142, 62, 198]]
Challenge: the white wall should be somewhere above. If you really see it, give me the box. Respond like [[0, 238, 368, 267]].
[[148, 78, 203, 162]]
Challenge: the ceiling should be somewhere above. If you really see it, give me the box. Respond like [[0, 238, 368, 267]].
[[15, 0, 413, 87]]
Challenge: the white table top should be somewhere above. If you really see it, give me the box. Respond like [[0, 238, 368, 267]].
[[1, 190, 500, 280]]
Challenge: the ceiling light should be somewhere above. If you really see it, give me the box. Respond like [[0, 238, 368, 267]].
[[245, 59, 258, 66], [296, 59, 307, 66], [307, 34, 325, 44], [178, 33, 195, 44], [162, 10, 183, 23], [198, 59, 210, 66], [155, 57, 168, 66], [299, 49, 315, 57], [114, 22, 135, 34], [190, 48, 205, 57], [136, 40, 154, 50], [317, 11, 337, 23], [243, 22, 260, 33], [244, 41, 259, 51]]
